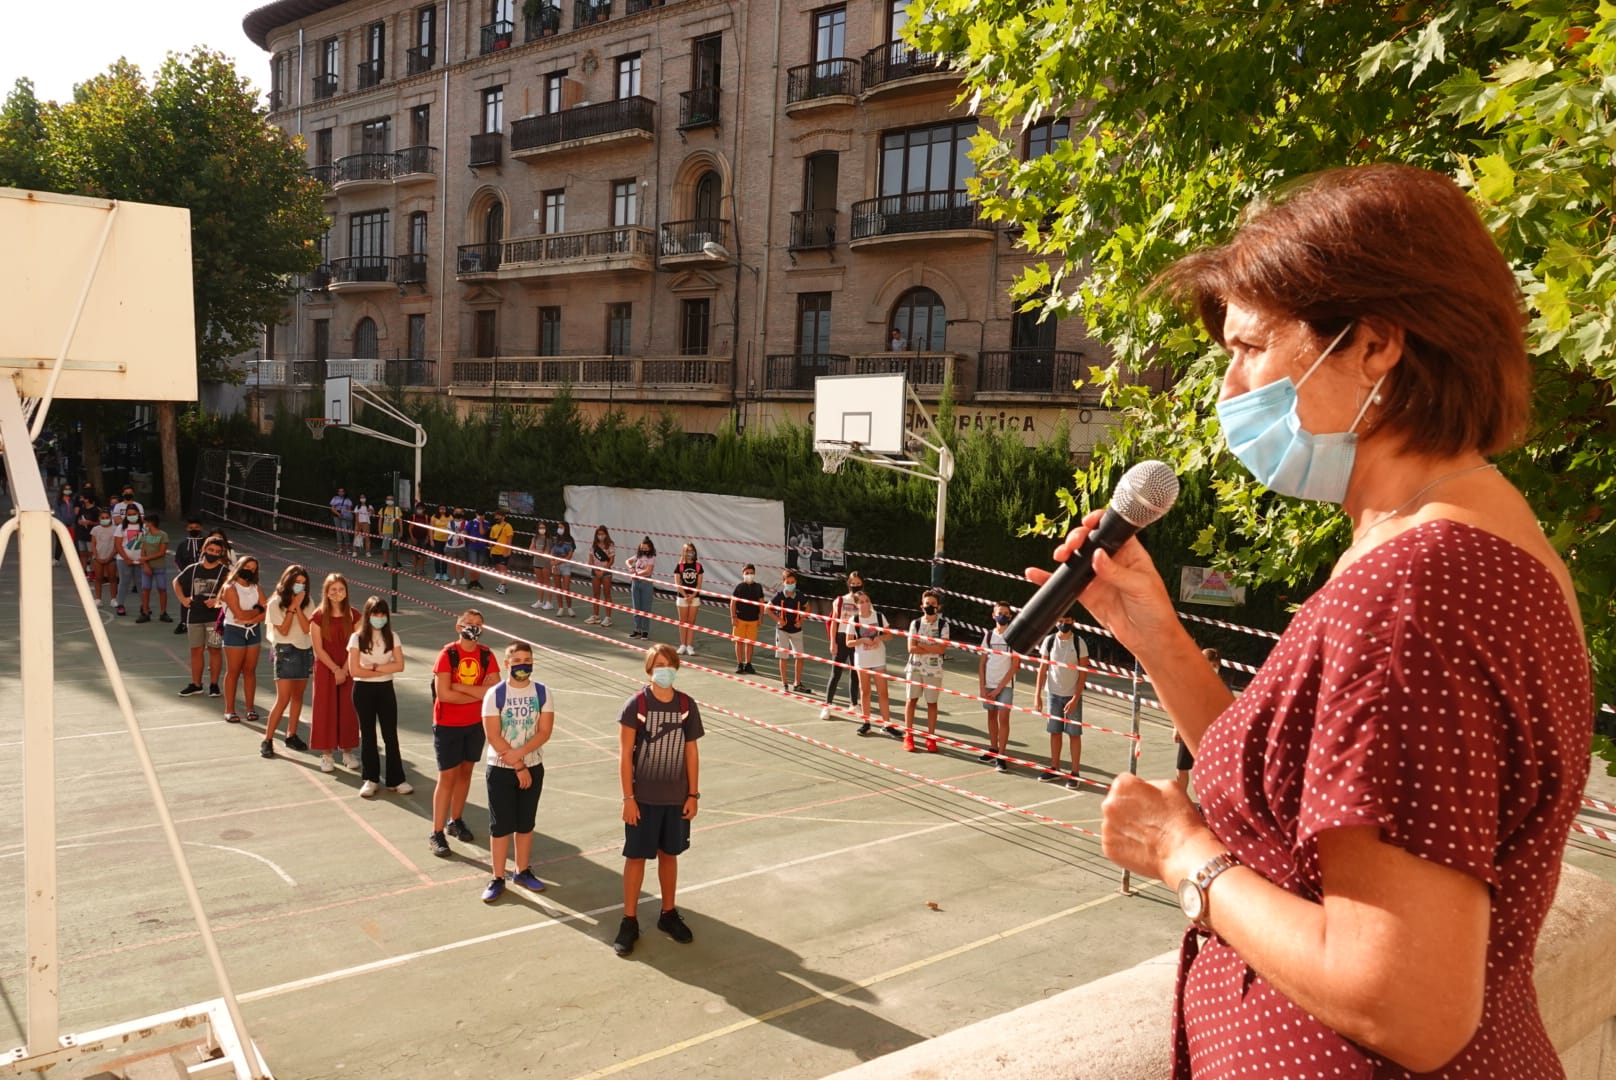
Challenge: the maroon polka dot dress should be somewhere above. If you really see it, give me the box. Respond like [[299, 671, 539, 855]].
[[1178, 521, 1592, 1078]]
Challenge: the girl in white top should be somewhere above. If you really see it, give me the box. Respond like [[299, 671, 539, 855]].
[[587, 526, 616, 626], [263, 563, 314, 758], [353, 496, 373, 555], [844, 590, 894, 735], [346, 596, 409, 797], [445, 510, 469, 586], [528, 521, 552, 609], [218, 555, 266, 725]]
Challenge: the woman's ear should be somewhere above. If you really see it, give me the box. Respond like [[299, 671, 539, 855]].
[[1353, 316, 1406, 387]]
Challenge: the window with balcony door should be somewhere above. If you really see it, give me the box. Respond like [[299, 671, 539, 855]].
[[797, 293, 832, 354], [405, 211, 428, 281], [411, 6, 437, 72], [890, 288, 945, 352], [314, 128, 333, 166], [537, 307, 561, 356], [795, 152, 837, 248], [270, 52, 290, 109], [887, 0, 910, 42], [313, 319, 330, 364], [482, 87, 504, 133], [349, 210, 389, 279], [813, 6, 846, 61], [409, 212, 428, 255], [544, 71, 566, 114], [321, 37, 339, 77], [616, 53, 642, 99], [474, 309, 497, 358], [1026, 118, 1069, 159], [542, 190, 565, 234], [410, 106, 430, 147], [694, 171, 720, 224], [880, 121, 975, 197], [354, 318, 380, 359], [606, 303, 632, 356], [361, 23, 385, 86], [408, 314, 427, 362], [680, 299, 711, 356], [612, 179, 637, 227], [359, 118, 390, 156], [684, 35, 720, 125]]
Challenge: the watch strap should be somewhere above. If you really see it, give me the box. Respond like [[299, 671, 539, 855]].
[[1185, 851, 1242, 928]]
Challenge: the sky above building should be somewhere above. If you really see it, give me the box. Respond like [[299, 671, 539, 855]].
[[2, 0, 267, 105]]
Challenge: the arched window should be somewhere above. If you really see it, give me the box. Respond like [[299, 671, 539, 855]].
[[354, 317, 379, 358], [890, 288, 945, 352], [483, 202, 504, 247], [693, 170, 721, 226]]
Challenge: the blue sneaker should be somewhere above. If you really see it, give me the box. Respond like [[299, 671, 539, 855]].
[[481, 877, 505, 903], [511, 868, 546, 892]]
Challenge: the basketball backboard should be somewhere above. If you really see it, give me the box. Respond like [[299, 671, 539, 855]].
[[325, 376, 352, 427], [813, 373, 906, 456], [0, 188, 197, 402]]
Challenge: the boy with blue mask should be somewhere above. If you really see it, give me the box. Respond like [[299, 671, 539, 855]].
[[769, 570, 808, 692], [479, 641, 554, 901]]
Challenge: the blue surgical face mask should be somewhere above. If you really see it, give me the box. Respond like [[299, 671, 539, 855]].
[[293, 582, 306, 595], [783, 584, 796, 594], [1216, 323, 1383, 505], [510, 663, 533, 681], [651, 667, 677, 689], [368, 615, 389, 629]]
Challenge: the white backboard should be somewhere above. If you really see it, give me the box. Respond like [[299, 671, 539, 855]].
[[813, 373, 906, 456], [0, 188, 197, 401], [324, 376, 352, 427]]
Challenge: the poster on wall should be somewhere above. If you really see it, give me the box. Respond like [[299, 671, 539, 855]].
[[787, 520, 847, 579], [498, 491, 535, 515], [1179, 566, 1246, 607]]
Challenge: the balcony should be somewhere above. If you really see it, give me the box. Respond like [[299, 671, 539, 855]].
[[312, 72, 338, 101], [763, 352, 952, 393], [785, 60, 859, 113], [789, 209, 837, 250], [406, 45, 435, 75], [398, 253, 428, 285], [849, 192, 993, 247], [626, 0, 660, 11], [455, 242, 501, 277], [393, 145, 438, 182], [333, 152, 393, 190], [480, 20, 515, 53], [679, 86, 719, 129], [449, 354, 731, 404], [497, 226, 656, 279], [861, 42, 957, 98], [301, 264, 333, 292], [976, 349, 1099, 401], [524, 5, 560, 39], [384, 358, 437, 388], [658, 218, 726, 265], [268, 89, 286, 112], [246, 359, 323, 388], [328, 255, 399, 293], [574, 0, 611, 27], [356, 58, 384, 90], [469, 132, 503, 167], [510, 97, 654, 157], [306, 164, 336, 191]]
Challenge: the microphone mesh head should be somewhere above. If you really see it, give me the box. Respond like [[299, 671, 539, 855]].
[[1112, 460, 1180, 527]]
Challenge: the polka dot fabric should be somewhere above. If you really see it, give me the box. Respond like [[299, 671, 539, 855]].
[[1176, 520, 1592, 1079]]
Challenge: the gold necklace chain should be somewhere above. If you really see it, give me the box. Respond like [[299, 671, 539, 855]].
[[1350, 463, 1498, 548]]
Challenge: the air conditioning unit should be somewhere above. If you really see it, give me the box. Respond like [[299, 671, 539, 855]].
[[458, 252, 484, 273]]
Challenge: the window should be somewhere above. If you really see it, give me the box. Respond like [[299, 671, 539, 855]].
[[692, 35, 721, 89], [538, 307, 561, 356], [797, 293, 832, 354], [611, 179, 637, 227], [890, 287, 945, 352], [270, 52, 290, 108], [313, 319, 330, 364], [313, 128, 334, 166], [359, 118, 390, 155], [483, 202, 504, 247], [542, 189, 565, 234], [606, 303, 632, 356], [417, 5, 437, 49], [680, 299, 711, 356], [1011, 290, 1056, 352], [410, 105, 430, 147], [408, 314, 427, 361], [474, 310, 497, 358], [812, 6, 846, 62], [694, 170, 721, 222], [409, 211, 428, 254], [349, 210, 389, 259], [880, 120, 976, 195], [354, 317, 380, 359], [616, 53, 641, 99], [1026, 118, 1069, 159], [493, 0, 514, 21], [321, 37, 339, 77], [481, 86, 504, 133], [544, 71, 566, 114], [887, 0, 910, 43], [362, 22, 385, 85], [804, 152, 837, 211]]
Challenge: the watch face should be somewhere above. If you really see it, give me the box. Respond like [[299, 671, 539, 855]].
[[1177, 878, 1205, 922]]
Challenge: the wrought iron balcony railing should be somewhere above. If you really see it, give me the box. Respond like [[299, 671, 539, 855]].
[[357, 58, 384, 90], [312, 73, 338, 100], [406, 45, 435, 75], [976, 349, 1098, 399], [574, 0, 612, 25], [334, 152, 393, 184], [786, 59, 859, 103], [524, 5, 561, 38], [510, 97, 654, 152], [328, 255, 398, 285], [789, 209, 837, 250], [469, 132, 503, 167], [861, 41, 954, 90], [393, 145, 438, 176], [659, 218, 725, 257], [679, 86, 719, 128], [455, 242, 502, 275], [850, 192, 988, 240], [480, 20, 515, 53]]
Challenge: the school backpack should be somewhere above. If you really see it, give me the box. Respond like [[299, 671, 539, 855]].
[[630, 688, 693, 762], [431, 644, 495, 701], [491, 679, 547, 714]]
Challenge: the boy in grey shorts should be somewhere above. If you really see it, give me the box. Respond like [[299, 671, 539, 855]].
[[1033, 618, 1088, 789], [173, 537, 230, 697]]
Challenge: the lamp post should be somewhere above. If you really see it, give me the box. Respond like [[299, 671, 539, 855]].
[[702, 240, 761, 432]]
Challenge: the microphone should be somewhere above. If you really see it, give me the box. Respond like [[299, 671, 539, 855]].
[[1003, 460, 1180, 655]]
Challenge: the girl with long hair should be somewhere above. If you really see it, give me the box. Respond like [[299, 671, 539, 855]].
[[262, 563, 314, 758], [347, 596, 409, 797], [588, 526, 616, 625], [309, 572, 361, 772], [218, 554, 266, 725]]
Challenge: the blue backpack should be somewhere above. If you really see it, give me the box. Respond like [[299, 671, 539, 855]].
[[492, 679, 547, 715]]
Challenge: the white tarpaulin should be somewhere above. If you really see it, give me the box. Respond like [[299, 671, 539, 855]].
[[563, 485, 787, 596]]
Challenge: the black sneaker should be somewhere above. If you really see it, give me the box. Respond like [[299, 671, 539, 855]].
[[445, 818, 475, 843], [884, 726, 904, 739], [856, 722, 872, 736], [657, 908, 694, 944], [1065, 778, 1082, 791], [612, 916, 640, 957], [793, 683, 811, 694], [173, 623, 187, 635], [134, 612, 151, 624], [742, 663, 756, 675], [208, 683, 221, 698], [178, 683, 204, 697], [159, 613, 173, 623], [259, 739, 275, 759], [994, 759, 1009, 773], [735, 664, 746, 674], [285, 733, 308, 752], [978, 752, 995, 763], [428, 831, 450, 857], [1037, 771, 1062, 783]]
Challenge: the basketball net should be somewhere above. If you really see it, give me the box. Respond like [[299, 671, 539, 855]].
[[305, 418, 331, 441], [818, 441, 856, 474]]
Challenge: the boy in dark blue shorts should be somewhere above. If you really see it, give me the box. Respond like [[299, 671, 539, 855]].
[[429, 609, 500, 857], [480, 641, 555, 901], [612, 642, 704, 957]]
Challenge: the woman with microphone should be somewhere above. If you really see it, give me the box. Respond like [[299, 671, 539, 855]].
[[1043, 164, 1591, 1078]]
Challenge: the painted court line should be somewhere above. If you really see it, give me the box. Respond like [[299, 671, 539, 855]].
[[0, 840, 297, 887], [296, 767, 433, 885]]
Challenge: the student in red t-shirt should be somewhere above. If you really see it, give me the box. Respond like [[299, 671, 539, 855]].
[[428, 608, 501, 857]]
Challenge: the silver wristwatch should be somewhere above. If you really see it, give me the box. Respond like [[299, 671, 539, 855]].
[[1177, 851, 1241, 928]]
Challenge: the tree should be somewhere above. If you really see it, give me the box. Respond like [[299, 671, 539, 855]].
[[908, 1, 1616, 729], [0, 52, 327, 517]]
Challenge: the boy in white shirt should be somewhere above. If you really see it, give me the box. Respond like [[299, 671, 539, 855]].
[[977, 601, 1020, 772], [1033, 618, 1089, 788], [901, 589, 951, 752], [480, 641, 554, 901]]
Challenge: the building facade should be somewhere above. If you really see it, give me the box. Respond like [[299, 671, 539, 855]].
[[244, 0, 1149, 451]]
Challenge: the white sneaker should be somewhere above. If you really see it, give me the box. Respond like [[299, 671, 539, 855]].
[[565, 606, 577, 618], [496, 583, 506, 594], [585, 614, 600, 625], [320, 752, 335, 773], [531, 598, 544, 609], [358, 780, 379, 798], [600, 616, 612, 627], [389, 781, 414, 795], [819, 706, 831, 721], [541, 601, 554, 611]]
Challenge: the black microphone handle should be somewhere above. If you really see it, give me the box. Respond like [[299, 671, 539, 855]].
[[1003, 507, 1137, 655]]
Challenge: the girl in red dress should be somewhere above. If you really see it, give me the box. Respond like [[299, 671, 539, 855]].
[[309, 572, 361, 772]]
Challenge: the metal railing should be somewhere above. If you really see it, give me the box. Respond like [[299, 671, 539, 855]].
[[480, 20, 515, 53], [302, 264, 332, 291], [406, 45, 435, 75], [246, 359, 324, 387], [574, 0, 612, 25], [763, 352, 950, 390], [850, 192, 989, 240], [398, 253, 428, 284], [469, 132, 503, 167], [510, 97, 654, 151], [456, 242, 502, 275], [503, 226, 655, 266], [525, 5, 561, 38], [356, 58, 384, 90], [384, 358, 437, 387], [268, 89, 285, 111], [679, 86, 719, 128], [334, 153, 393, 184], [328, 255, 397, 285], [393, 145, 438, 176], [786, 59, 859, 103], [659, 218, 725, 257], [450, 355, 729, 390], [788, 209, 837, 250], [306, 165, 335, 188], [626, 0, 659, 11], [763, 353, 846, 391], [861, 41, 954, 90], [312, 73, 338, 100], [976, 349, 1096, 398]]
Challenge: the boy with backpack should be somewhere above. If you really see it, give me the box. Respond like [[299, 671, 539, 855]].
[[901, 589, 952, 752], [429, 609, 501, 857], [1033, 617, 1089, 788], [612, 643, 703, 957], [479, 641, 554, 901]]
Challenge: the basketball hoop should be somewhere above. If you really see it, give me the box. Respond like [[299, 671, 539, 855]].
[[305, 418, 333, 441], [818, 440, 858, 474]]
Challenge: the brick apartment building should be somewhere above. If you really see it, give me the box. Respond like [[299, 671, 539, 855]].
[[243, 0, 1143, 451]]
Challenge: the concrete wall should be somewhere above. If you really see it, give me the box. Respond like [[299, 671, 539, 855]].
[[827, 864, 1616, 1080]]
